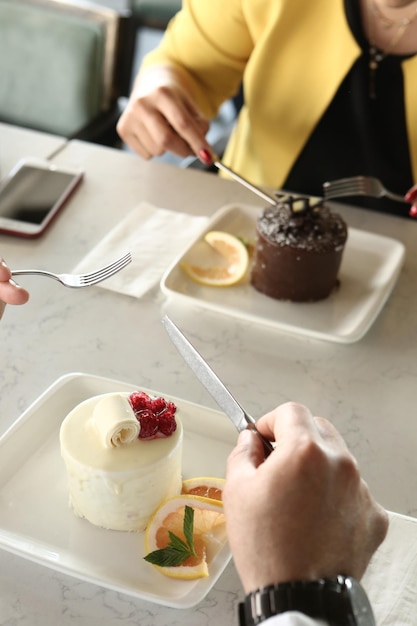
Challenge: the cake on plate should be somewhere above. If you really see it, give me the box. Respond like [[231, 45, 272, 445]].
[[250, 195, 348, 302], [60, 390, 183, 532]]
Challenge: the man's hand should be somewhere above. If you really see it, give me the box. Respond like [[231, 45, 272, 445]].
[[223, 402, 388, 593]]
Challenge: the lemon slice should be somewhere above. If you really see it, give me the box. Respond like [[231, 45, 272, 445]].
[[181, 476, 225, 502], [181, 230, 249, 286], [144, 494, 226, 579]]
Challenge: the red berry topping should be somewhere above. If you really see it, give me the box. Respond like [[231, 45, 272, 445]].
[[129, 391, 151, 413], [151, 397, 167, 415], [158, 413, 177, 436], [165, 401, 176, 416], [129, 391, 178, 439], [136, 409, 159, 439]]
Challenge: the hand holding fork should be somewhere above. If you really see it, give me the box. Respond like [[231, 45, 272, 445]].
[[405, 184, 417, 217], [11, 252, 132, 288], [1, 252, 131, 320], [0, 257, 30, 320], [323, 176, 417, 218]]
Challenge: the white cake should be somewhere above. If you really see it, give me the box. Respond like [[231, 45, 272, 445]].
[[60, 391, 183, 532]]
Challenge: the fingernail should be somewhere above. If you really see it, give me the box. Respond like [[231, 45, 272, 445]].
[[405, 188, 417, 202], [409, 206, 417, 218], [238, 429, 254, 445], [199, 149, 213, 164]]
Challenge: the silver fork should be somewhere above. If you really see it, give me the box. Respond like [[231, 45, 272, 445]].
[[11, 252, 132, 288], [323, 176, 407, 204]]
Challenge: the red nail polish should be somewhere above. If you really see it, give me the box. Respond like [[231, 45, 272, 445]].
[[199, 149, 212, 164], [405, 185, 417, 203], [409, 206, 417, 218]]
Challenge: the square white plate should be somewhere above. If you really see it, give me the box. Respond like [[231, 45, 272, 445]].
[[161, 204, 405, 343], [0, 373, 236, 608]]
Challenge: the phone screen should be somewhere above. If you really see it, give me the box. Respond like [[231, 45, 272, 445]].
[[0, 165, 79, 225]]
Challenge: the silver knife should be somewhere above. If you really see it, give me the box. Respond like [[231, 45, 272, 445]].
[[162, 315, 274, 458]]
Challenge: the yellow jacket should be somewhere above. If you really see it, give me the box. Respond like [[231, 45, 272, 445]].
[[143, 0, 417, 188]]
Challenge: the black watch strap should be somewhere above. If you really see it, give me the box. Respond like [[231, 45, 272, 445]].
[[238, 576, 376, 626]]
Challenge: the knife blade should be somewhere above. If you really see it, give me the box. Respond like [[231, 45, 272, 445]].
[[162, 315, 274, 457]]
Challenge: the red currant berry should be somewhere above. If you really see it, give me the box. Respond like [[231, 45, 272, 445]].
[[137, 409, 159, 439], [158, 413, 177, 436], [164, 402, 177, 418], [129, 391, 151, 413], [151, 397, 167, 415]]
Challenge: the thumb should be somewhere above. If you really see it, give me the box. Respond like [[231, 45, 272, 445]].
[[226, 428, 265, 482]]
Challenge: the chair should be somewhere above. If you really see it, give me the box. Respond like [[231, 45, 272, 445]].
[[0, 0, 135, 146], [130, 0, 182, 30], [128, 0, 181, 81]]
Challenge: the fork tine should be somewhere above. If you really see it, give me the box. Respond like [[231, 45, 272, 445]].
[[323, 182, 351, 191], [80, 263, 130, 286], [81, 252, 132, 284], [81, 253, 131, 279], [80, 253, 132, 285], [324, 186, 358, 198], [324, 176, 407, 204], [323, 180, 366, 198]]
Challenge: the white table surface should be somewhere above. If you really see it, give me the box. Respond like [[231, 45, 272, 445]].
[[0, 122, 67, 181], [1, 127, 417, 624]]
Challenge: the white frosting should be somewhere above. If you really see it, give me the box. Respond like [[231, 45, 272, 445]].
[[93, 394, 140, 448], [60, 392, 183, 531]]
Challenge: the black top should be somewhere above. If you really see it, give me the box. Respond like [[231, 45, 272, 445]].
[[284, 0, 414, 218]]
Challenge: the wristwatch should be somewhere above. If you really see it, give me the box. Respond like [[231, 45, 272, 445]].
[[239, 575, 375, 626]]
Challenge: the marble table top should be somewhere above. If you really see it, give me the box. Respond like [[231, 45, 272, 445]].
[[2, 126, 417, 624]]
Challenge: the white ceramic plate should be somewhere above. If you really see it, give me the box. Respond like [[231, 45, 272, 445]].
[[0, 373, 236, 608], [161, 203, 405, 343]]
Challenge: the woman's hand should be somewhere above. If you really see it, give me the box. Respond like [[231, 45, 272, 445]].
[[223, 402, 388, 594], [0, 258, 29, 319], [117, 65, 211, 160], [405, 184, 417, 217]]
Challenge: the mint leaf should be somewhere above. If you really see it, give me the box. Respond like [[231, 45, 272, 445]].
[[167, 530, 190, 552], [144, 546, 190, 567], [183, 506, 196, 556], [144, 505, 197, 568]]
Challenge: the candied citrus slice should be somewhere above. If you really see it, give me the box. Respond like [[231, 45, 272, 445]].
[[181, 230, 249, 286], [144, 494, 226, 579], [181, 477, 225, 502]]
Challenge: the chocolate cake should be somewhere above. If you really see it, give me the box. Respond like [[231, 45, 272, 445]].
[[250, 196, 348, 302]]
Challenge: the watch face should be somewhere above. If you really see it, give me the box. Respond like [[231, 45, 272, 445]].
[[344, 577, 376, 626]]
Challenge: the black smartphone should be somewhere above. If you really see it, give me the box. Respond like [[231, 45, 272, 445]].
[[0, 158, 84, 238]]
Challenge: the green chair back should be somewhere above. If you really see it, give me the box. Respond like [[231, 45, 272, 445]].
[[0, 0, 133, 141]]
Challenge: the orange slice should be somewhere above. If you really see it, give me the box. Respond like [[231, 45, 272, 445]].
[[144, 494, 226, 579], [181, 476, 225, 502], [181, 231, 249, 286]]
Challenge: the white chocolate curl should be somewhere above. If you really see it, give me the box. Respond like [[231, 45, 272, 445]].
[[93, 394, 140, 448]]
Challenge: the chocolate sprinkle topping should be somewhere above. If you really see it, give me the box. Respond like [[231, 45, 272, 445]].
[[257, 197, 347, 253]]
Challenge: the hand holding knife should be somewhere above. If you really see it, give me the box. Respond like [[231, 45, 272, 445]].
[[162, 315, 274, 458]]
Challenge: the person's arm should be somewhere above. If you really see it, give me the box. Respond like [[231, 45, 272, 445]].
[[117, 0, 250, 160], [117, 65, 212, 161], [0, 258, 29, 319], [223, 402, 388, 625]]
